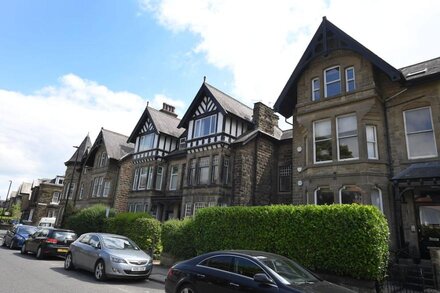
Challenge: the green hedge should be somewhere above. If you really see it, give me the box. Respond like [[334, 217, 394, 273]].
[[162, 218, 196, 259], [126, 218, 162, 258], [105, 212, 152, 236], [65, 204, 115, 235], [192, 205, 389, 281]]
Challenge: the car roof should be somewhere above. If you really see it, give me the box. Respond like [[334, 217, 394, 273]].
[[86, 232, 128, 239], [40, 227, 76, 233]]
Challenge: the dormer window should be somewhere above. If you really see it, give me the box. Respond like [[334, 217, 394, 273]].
[[324, 66, 341, 97], [138, 133, 155, 152], [99, 152, 107, 167], [345, 67, 355, 92], [312, 78, 320, 101], [194, 114, 217, 138]]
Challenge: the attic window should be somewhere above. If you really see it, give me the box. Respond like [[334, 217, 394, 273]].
[[406, 68, 427, 77]]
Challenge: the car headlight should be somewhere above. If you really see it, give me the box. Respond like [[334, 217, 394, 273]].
[[110, 256, 127, 263]]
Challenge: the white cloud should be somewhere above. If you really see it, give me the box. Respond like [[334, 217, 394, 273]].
[[140, 0, 440, 109], [0, 74, 186, 199]]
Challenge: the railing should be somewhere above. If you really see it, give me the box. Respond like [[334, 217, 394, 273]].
[[381, 260, 436, 292]]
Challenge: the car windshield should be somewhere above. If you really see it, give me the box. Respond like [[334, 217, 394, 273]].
[[102, 235, 139, 250], [17, 226, 37, 235], [52, 231, 77, 241], [256, 254, 319, 285]]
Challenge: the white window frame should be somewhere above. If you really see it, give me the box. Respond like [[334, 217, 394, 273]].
[[184, 203, 192, 217], [193, 202, 206, 215], [138, 167, 148, 190], [324, 66, 341, 98], [78, 183, 84, 200], [339, 185, 362, 204], [97, 177, 104, 197], [51, 192, 60, 204], [366, 125, 379, 160], [371, 188, 383, 213], [146, 166, 154, 189], [403, 106, 438, 159], [198, 156, 210, 185], [312, 77, 320, 101], [211, 155, 219, 184], [169, 166, 179, 191], [103, 181, 111, 197], [345, 67, 356, 92], [138, 133, 155, 152], [132, 168, 139, 190], [194, 114, 217, 138], [336, 114, 359, 161], [313, 119, 332, 164], [314, 186, 334, 205], [155, 166, 163, 190]]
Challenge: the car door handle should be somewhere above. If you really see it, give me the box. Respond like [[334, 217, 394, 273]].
[[196, 274, 205, 278], [229, 282, 240, 287]]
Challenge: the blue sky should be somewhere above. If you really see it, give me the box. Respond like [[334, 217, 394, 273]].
[[1, 0, 439, 199]]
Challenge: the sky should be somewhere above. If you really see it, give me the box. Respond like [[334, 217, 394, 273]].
[[0, 0, 439, 200]]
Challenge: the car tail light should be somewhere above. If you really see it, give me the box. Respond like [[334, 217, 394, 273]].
[[167, 268, 174, 278], [45, 238, 57, 244]]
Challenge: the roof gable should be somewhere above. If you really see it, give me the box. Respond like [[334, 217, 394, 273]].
[[128, 106, 184, 143], [178, 82, 253, 128], [274, 17, 402, 118], [87, 128, 134, 165], [65, 135, 92, 165]]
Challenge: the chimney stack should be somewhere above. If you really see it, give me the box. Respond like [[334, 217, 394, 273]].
[[252, 102, 279, 135], [160, 103, 178, 117]]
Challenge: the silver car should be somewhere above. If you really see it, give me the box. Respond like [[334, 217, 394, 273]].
[[64, 233, 153, 281]]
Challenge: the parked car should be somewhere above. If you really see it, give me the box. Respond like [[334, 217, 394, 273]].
[[165, 250, 355, 293], [64, 233, 153, 281], [21, 227, 77, 259], [1, 224, 38, 249]]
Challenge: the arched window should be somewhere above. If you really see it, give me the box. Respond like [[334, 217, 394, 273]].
[[371, 188, 383, 212], [339, 185, 362, 204], [314, 187, 334, 205]]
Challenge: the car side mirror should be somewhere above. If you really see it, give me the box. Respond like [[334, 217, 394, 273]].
[[254, 273, 274, 284], [92, 242, 101, 249]]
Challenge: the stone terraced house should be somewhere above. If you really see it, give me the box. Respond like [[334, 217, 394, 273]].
[[274, 17, 440, 260]]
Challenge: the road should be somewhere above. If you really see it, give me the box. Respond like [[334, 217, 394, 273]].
[[0, 244, 165, 293]]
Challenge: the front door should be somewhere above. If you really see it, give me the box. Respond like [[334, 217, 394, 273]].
[[416, 190, 440, 259]]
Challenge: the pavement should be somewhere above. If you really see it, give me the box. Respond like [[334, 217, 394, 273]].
[[149, 261, 169, 284]]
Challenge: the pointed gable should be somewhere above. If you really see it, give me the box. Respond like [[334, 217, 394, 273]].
[[178, 82, 253, 129], [65, 135, 92, 165], [274, 17, 403, 118], [128, 105, 184, 143]]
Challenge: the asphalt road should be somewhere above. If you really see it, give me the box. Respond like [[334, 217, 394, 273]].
[[0, 244, 165, 293]]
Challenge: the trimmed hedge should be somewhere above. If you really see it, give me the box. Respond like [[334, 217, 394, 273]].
[[65, 204, 115, 235], [105, 212, 152, 236], [126, 218, 162, 257], [192, 205, 389, 281], [162, 218, 196, 259]]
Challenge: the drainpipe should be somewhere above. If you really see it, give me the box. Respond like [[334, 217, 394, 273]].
[[252, 137, 258, 206]]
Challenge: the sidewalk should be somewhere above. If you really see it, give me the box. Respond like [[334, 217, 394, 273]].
[[149, 261, 169, 284]]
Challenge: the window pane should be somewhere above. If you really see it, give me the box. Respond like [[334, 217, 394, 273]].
[[316, 188, 334, 205], [326, 82, 341, 97], [346, 68, 354, 80], [339, 137, 359, 159], [371, 189, 383, 212], [341, 186, 362, 204], [316, 140, 332, 162], [155, 167, 163, 190], [338, 116, 357, 137], [326, 68, 340, 82], [366, 126, 375, 141], [234, 258, 265, 278], [367, 142, 377, 159], [315, 120, 331, 140], [407, 132, 437, 157], [405, 108, 433, 132], [201, 256, 233, 272], [279, 165, 292, 192]]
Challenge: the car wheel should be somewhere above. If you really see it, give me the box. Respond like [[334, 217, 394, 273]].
[[21, 243, 27, 255], [94, 260, 107, 281], [64, 253, 75, 270], [9, 240, 14, 249], [36, 247, 44, 259], [178, 284, 197, 293]]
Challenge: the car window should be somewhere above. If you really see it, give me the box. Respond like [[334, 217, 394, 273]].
[[199, 256, 233, 272], [40, 229, 50, 237], [88, 235, 100, 248], [101, 235, 139, 250], [233, 257, 265, 278], [17, 226, 37, 235], [80, 234, 92, 244], [52, 231, 77, 241]]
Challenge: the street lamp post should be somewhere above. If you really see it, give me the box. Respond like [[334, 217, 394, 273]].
[[2, 180, 12, 218], [60, 146, 79, 228]]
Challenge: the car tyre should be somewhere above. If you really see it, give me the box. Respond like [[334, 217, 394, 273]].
[[21, 243, 27, 255], [64, 253, 75, 270], [94, 260, 107, 281], [36, 247, 44, 260], [178, 284, 197, 293]]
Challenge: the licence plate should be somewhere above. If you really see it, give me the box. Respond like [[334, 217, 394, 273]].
[[131, 267, 147, 272], [57, 249, 68, 253]]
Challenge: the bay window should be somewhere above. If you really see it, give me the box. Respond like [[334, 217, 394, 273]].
[[155, 166, 163, 190], [339, 185, 362, 204], [198, 157, 210, 184], [315, 187, 334, 205], [169, 166, 179, 190], [138, 133, 155, 152], [366, 125, 378, 159], [404, 107, 437, 159], [337, 114, 358, 160], [314, 119, 332, 163], [194, 115, 217, 138], [138, 167, 148, 190]]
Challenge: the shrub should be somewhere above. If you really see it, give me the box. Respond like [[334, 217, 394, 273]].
[[105, 212, 152, 236], [162, 218, 196, 259], [192, 205, 389, 281], [65, 204, 115, 235], [126, 218, 162, 258]]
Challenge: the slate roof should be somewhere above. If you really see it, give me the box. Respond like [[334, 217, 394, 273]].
[[274, 17, 402, 118], [392, 162, 440, 181], [400, 57, 440, 82], [101, 128, 134, 160], [65, 135, 92, 165], [232, 127, 290, 145], [178, 82, 253, 128]]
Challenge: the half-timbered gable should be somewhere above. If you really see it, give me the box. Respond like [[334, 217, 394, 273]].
[[178, 82, 253, 153], [128, 104, 184, 162]]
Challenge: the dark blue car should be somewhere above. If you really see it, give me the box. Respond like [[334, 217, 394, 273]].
[[1, 224, 38, 249]]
